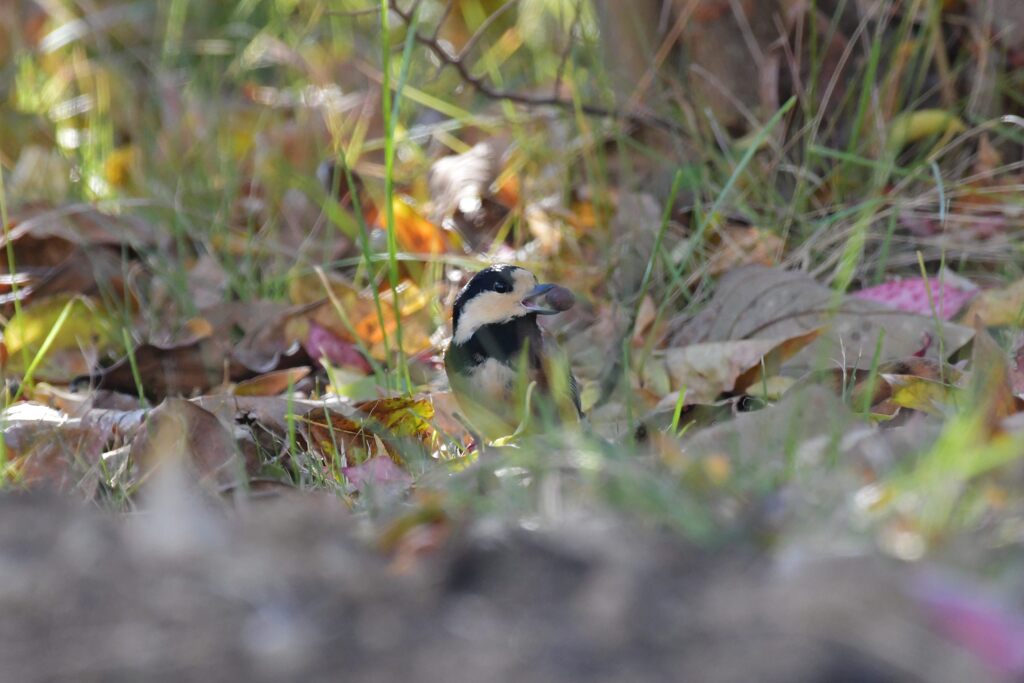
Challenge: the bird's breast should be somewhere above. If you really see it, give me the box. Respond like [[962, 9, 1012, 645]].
[[467, 357, 517, 403]]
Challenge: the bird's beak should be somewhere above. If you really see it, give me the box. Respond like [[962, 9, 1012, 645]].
[[521, 283, 558, 314]]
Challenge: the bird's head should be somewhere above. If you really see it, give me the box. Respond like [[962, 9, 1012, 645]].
[[451, 264, 568, 344]]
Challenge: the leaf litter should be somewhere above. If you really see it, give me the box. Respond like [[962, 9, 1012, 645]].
[[4, 2, 1024, 680]]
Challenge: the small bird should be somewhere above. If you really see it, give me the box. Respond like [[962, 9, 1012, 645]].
[[444, 264, 580, 440]]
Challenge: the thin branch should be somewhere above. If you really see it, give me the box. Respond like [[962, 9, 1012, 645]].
[[387, 0, 682, 133], [430, 0, 456, 42], [457, 0, 521, 62]]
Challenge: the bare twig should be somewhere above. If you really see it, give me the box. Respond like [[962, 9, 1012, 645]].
[[386, 0, 682, 133], [430, 0, 456, 42], [457, 0, 521, 62]]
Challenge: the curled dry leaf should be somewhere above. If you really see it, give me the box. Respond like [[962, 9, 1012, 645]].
[[807, 357, 963, 416], [130, 398, 243, 491], [648, 329, 820, 407], [969, 321, 1020, 436], [303, 396, 434, 471], [302, 320, 372, 373], [669, 266, 974, 372], [232, 367, 311, 397], [0, 201, 160, 257], [960, 278, 1024, 327], [1, 402, 146, 496], [91, 334, 311, 401]]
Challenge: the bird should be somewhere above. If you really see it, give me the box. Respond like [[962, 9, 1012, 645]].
[[444, 264, 581, 441]]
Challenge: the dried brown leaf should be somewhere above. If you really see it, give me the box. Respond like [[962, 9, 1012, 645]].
[[130, 398, 243, 490], [670, 266, 974, 371]]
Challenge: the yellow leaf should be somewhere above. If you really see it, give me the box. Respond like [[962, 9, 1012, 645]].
[[888, 109, 966, 152], [104, 145, 138, 188], [3, 295, 118, 373], [745, 374, 795, 400], [885, 374, 960, 416], [303, 396, 435, 468], [355, 396, 435, 440]]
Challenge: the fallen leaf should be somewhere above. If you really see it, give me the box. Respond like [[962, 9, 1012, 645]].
[[233, 367, 311, 397], [4, 295, 120, 378], [0, 201, 160, 257], [193, 394, 322, 437], [1, 401, 146, 495], [669, 266, 974, 372], [960, 278, 1024, 327], [1, 403, 101, 495], [887, 109, 966, 152], [632, 295, 657, 346], [655, 330, 820, 405], [970, 321, 1018, 435], [390, 197, 447, 255], [130, 398, 243, 490], [852, 277, 976, 320], [0, 247, 127, 313], [91, 334, 311, 401], [805, 357, 962, 413], [303, 396, 434, 470], [341, 455, 413, 492], [885, 375, 962, 416], [302, 320, 372, 373]]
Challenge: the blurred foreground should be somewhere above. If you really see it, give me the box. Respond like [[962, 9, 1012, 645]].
[[0, 488, 1000, 683]]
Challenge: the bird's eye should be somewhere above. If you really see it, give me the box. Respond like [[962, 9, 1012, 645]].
[[493, 281, 511, 294]]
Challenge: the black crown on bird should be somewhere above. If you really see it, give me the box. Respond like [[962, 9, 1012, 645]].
[[444, 264, 580, 439]]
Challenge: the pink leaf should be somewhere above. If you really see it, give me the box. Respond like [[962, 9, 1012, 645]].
[[852, 277, 976, 320], [342, 455, 412, 492], [303, 321, 372, 373]]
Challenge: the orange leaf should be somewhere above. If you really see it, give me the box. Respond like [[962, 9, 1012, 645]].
[[233, 367, 311, 396], [390, 199, 447, 254]]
